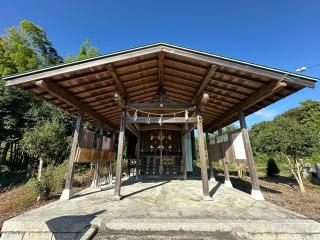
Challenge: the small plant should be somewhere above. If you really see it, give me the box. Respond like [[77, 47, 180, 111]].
[[26, 178, 50, 200], [267, 158, 280, 177]]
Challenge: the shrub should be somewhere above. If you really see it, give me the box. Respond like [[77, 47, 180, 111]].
[[26, 177, 50, 200], [267, 158, 280, 177], [26, 161, 68, 200]]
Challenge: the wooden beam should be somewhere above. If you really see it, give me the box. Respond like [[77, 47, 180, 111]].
[[113, 93, 139, 136], [114, 111, 126, 200], [141, 124, 182, 131], [113, 93, 126, 109], [192, 65, 217, 104], [206, 80, 287, 131], [161, 46, 315, 88], [127, 102, 194, 111], [182, 123, 196, 136], [206, 133, 214, 180], [106, 63, 128, 100], [60, 113, 83, 200], [196, 115, 210, 199], [36, 80, 116, 130], [158, 52, 164, 85], [126, 116, 197, 124], [239, 112, 264, 200], [198, 93, 209, 111], [125, 123, 139, 138]]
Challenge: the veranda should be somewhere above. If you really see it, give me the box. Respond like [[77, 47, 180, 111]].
[[4, 43, 316, 202]]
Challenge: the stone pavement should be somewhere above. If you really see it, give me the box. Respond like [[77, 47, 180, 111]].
[[1, 178, 320, 239]]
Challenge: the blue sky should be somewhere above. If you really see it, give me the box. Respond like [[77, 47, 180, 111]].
[[1, 0, 319, 127]]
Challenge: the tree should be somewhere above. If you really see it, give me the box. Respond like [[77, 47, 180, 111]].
[[21, 121, 69, 180], [0, 20, 68, 169], [250, 101, 320, 193], [266, 159, 280, 177], [65, 40, 100, 63]]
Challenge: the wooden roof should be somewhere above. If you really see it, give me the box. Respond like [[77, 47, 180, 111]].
[[4, 43, 317, 132]]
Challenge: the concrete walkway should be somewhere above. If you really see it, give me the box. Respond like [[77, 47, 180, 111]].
[[1, 178, 320, 239]]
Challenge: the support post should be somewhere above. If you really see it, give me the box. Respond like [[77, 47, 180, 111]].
[[135, 134, 141, 181], [218, 128, 233, 188], [196, 115, 211, 200], [114, 111, 126, 200], [60, 113, 83, 200], [108, 132, 116, 185], [239, 112, 264, 200], [206, 133, 215, 182], [91, 127, 104, 189], [181, 134, 187, 180]]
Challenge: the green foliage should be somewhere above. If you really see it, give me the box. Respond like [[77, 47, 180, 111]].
[[0, 80, 35, 142], [266, 159, 280, 177], [26, 177, 50, 200], [21, 121, 70, 164], [26, 161, 68, 200], [250, 102, 320, 161], [0, 20, 62, 77], [65, 40, 100, 63], [250, 100, 320, 179]]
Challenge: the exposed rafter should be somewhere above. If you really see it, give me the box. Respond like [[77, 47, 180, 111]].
[[35, 80, 116, 130], [106, 63, 128, 102], [206, 80, 287, 132], [127, 102, 194, 111], [158, 51, 164, 85], [192, 65, 217, 104]]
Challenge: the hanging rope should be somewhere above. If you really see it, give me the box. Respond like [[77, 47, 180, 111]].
[[126, 105, 195, 117]]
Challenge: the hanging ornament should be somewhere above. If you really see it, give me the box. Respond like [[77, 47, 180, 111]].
[[185, 110, 189, 121], [146, 113, 151, 124], [133, 110, 138, 121]]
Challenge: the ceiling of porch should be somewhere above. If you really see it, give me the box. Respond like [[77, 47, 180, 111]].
[[4, 43, 317, 132]]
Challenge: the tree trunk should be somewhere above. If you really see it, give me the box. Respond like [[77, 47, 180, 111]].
[[38, 157, 44, 181], [1, 142, 10, 165], [296, 169, 305, 193]]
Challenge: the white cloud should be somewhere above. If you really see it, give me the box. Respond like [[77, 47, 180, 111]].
[[254, 109, 277, 121]]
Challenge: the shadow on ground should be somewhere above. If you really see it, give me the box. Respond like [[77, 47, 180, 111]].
[[46, 210, 105, 239]]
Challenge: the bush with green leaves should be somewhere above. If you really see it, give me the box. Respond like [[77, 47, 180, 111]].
[[267, 158, 280, 177], [26, 160, 68, 200], [26, 177, 50, 200]]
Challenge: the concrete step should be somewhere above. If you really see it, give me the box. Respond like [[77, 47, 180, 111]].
[[93, 218, 320, 240]]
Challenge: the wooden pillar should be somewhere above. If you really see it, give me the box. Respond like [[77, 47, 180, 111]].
[[114, 111, 126, 200], [60, 113, 83, 200], [135, 134, 141, 181], [239, 111, 264, 200], [196, 115, 211, 200], [206, 132, 215, 182], [218, 128, 233, 188], [108, 132, 116, 185], [91, 127, 104, 189], [181, 134, 187, 180]]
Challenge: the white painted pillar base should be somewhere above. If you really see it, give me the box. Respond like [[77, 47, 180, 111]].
[[60, 189, 72, 200], [224, 180, 233, 188], [203, 195, 212, 201], [251, 189, 265, 201], [91, 180, 101, 190], [210, 177, 216, 183]]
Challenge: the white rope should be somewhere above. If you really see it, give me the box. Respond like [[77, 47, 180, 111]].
[[126, 105, 195, 117]]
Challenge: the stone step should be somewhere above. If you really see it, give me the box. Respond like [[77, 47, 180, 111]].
[[95, 228, 320, 240], [100, 218, 320, 234]]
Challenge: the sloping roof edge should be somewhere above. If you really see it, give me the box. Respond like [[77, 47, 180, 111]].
[[3, 42, 318, 84]]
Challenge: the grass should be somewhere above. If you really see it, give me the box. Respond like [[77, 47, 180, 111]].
[[0, 169, 93, 229], [213, 165, 320, 222]]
